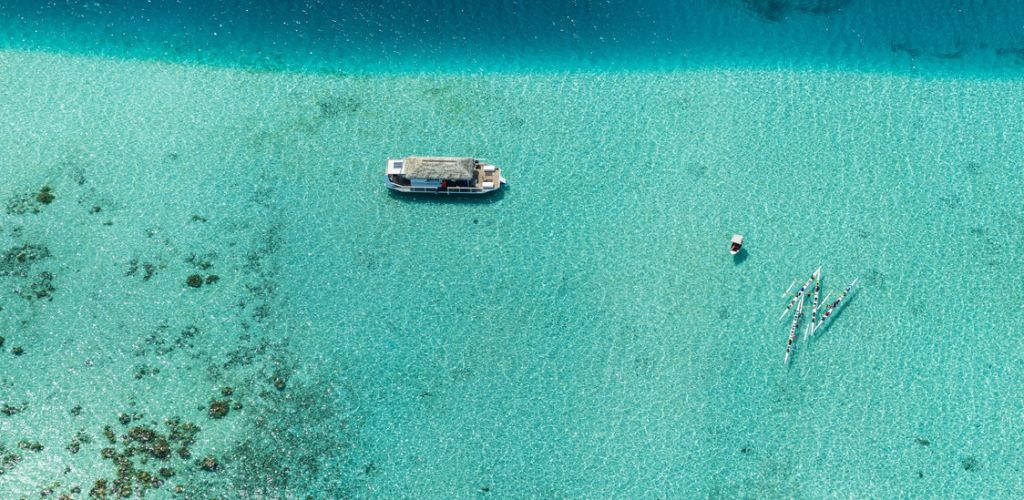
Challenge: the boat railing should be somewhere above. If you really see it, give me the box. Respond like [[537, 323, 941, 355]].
[[396, 186, 490, 193], [386, 178, 495, 193], [399, 186, 475, 192]]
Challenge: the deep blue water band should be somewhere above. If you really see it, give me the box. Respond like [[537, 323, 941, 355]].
[[2, 0, 1023, 75]]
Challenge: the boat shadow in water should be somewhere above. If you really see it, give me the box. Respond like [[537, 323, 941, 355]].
[[732, 248, 749, 265], [385, 185, 508, 205], [811, 290, 859, 339]]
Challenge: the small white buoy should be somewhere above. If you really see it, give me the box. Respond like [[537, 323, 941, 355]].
[[730, 234, 744, 255]]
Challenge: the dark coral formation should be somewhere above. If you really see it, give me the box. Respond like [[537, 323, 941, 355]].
[[89, 479, 108, 497], [143, 263, 156, 281], [0, 173, 365, 496], [36, 185, 55, 204], [17, 271, 55, 300], [199, 455, 219, 472], [5, 186, 56, 214], [0, 444, 21, 476], [962, 456, 979, 472], [185, 252, 215, 270], [17, 440, 43, 452], [0, 243, 51, 276], [741, 0, 851, 21], [132, 364, 160, 380], [892, 42, 984, 61], [891, 42, 921, 58], [223, 367, 360, 497], [124, 257, 160, 281], [135, 324, 207, 358], [66, 430, 90, 454], [1, 403, 26, 416], [996, 47, 1024, 63], [1, 243, 56, 301], [208, 400, 230, 419], [84, 417, 203, 497]]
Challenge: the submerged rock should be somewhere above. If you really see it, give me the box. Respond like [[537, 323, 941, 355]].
[[186, 274, 203, 288]]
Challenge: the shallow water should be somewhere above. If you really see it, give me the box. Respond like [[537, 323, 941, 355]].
[[1, 1, 1023, 498]]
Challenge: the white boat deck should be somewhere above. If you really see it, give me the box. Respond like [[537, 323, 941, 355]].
[[386, 157, 503, 194]]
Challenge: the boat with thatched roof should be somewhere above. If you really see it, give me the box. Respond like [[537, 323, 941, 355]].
[[385, 156, 506, 194]]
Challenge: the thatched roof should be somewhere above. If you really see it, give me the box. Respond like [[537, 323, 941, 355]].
[[402, 156, 476, 181]]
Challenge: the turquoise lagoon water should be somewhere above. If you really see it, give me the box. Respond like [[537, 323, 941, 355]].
[[1, 1, 1023, 498]]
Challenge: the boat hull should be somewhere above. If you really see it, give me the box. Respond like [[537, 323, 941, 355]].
[[384, 177, 502, 195]]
